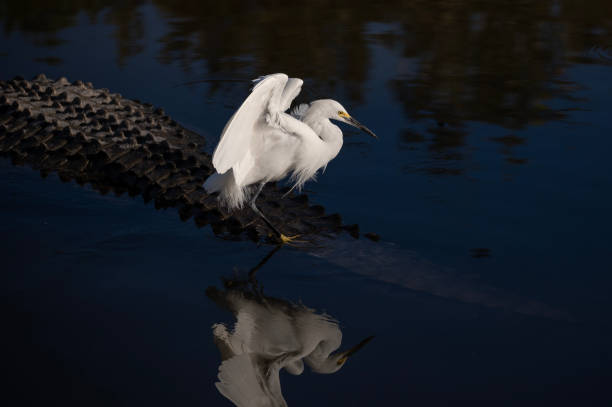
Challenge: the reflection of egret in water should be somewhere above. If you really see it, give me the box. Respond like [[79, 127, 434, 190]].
[[206, 246, 373, 407]]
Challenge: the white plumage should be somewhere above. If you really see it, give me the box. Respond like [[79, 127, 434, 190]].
[[203, 74, 376, 240], [208, 285, 373, 407]]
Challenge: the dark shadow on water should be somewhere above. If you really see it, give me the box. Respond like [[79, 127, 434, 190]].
[[33, 56, 63, 66]]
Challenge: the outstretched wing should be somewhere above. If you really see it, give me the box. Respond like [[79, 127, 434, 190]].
[[211, 73, 303, 187], [279, 77, 303, 112]]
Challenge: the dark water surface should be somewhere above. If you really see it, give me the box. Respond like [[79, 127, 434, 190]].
[[1, 1, 612, 405]]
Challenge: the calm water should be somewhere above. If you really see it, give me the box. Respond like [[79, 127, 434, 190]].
[[1, 1, 612, 405]]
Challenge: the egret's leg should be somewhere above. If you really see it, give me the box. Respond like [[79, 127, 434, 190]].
[[249, 183, 300, 244], [249, 183, 281, 236], [248, 244, 281, 284]]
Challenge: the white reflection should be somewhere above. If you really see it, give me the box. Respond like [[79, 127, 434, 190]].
[[207, 278, 371, 407]]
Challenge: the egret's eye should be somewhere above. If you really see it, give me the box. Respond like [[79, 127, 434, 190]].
[[338, 111, 349, 118]]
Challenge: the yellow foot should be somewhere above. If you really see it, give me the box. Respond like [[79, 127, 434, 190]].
[[279, 234, 302, 245]]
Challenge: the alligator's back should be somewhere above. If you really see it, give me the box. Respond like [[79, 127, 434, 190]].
[[0, 75, 350, 241]]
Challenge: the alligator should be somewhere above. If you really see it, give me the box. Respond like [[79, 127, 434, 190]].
[[0, 74, 361, 242]]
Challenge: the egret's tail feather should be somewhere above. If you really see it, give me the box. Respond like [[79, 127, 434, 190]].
[[203, 171, 250, 210]]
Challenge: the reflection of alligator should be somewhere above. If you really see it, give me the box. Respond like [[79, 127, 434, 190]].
[[0, 75, 351, 240]]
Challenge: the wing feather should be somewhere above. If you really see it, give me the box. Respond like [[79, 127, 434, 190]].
[[290, 103, 310, 120], [279, 78, 303, 111], [212, 74, 304, 187]]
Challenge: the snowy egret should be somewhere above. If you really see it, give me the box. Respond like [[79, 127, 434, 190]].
[[203, 73, 377, 243], [207, 283, 373, 407]]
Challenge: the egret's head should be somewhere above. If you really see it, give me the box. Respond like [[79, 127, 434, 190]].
[[313, 335, 375, 374], [322, 99, 378, 139]]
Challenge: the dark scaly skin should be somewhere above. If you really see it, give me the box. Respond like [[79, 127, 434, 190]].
[[0, 74, 358, 241]]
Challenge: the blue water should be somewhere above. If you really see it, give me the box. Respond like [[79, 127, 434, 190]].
[[1, 2, 611, 405]]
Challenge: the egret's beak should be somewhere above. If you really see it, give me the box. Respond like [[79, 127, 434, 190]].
[[345, 116, 378, 139], [336, 335, 375, 365]]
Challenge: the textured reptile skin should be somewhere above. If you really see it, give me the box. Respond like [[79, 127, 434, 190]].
[[0, 75, 356, 241]]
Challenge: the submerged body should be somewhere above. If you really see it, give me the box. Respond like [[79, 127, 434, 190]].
[[203, 74, 376, 238]]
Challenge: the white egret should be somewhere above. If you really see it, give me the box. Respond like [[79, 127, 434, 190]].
[[203, 73, 377, 243], [207, 285, 374, 407]]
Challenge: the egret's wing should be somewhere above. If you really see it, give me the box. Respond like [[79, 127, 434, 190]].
[[212, 73, 303, 187], [290, 103, 310, 120], [279, 78, 303, 112], [215, 354, 287, 407]]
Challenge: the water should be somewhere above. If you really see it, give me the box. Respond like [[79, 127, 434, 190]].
[[1, 1, 611, 405]]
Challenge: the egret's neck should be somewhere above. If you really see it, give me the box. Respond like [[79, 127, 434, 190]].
[[307, 355, 344, 374], [303, 113, 343, 160]]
